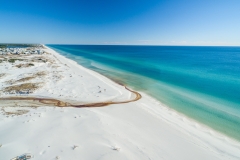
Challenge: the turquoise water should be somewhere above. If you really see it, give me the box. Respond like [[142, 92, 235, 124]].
[[48, 45, 240, 141]]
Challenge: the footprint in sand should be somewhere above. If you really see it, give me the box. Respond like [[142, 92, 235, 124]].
[[74, 115, 81, 118], [39, 150, 46, 155]]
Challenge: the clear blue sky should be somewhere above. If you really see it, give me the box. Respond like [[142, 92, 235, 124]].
[[1, 0, 240, 45]]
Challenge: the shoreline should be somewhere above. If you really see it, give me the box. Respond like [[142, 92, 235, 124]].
[[48, 45, 240, 143], [45, 46, 240, 142], [47, 46, 240, 149], [0, 45, 240, 159]]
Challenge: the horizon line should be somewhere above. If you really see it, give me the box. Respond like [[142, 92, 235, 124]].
[[1, 43, 240, 47]]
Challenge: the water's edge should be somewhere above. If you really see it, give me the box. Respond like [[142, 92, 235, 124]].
[[48, 45, 240, 142]]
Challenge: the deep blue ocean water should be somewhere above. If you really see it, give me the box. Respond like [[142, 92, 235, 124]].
[[48, 45, 240, 141]]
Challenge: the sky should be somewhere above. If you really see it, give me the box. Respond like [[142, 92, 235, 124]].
[[0, 0, 240, 45]]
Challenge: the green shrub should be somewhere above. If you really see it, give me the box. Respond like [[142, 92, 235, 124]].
[[8, 59, 24, 63], [8, 59, 16, 63]]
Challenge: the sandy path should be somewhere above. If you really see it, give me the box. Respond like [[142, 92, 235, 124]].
[[0, 86, 141, 108]]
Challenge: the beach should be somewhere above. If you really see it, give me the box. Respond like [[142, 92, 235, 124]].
[[0, 46, 240, 160]]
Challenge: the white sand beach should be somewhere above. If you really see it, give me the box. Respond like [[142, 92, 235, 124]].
[[0, 46, 240, 160]]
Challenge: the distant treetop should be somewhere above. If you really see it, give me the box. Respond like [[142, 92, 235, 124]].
[[0, 44, 41, 48]]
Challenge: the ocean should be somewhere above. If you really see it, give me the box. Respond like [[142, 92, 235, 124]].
[[48, 45, 240, 141]]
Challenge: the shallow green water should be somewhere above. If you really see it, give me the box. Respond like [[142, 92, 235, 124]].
[[48, 45, 240, 141]]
